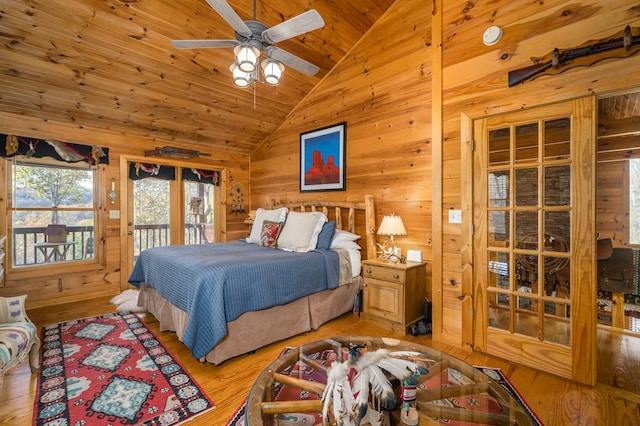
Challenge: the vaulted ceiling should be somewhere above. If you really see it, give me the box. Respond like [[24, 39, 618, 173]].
[[0, 0, 395, 154]]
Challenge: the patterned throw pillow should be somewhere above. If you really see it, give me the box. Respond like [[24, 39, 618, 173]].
[[0, 295, 28, 323], [246, 207, 288, 244], [258, 221, 283, 248]]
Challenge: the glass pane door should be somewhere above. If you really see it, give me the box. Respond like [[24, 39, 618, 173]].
[[473, 97, 596, 385], [184, 180, 215, 244], [132, 178, 171, 262], [486, 119, 572, 346]]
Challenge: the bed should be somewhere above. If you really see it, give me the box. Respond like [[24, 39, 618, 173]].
[[129, 194, 376, 364]]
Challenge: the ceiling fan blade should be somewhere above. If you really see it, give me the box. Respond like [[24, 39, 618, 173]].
[[172, 39, 240, 49], [205, 0, 252, 37], [262, 10, 324, 44], [266, 46, 320, 76]]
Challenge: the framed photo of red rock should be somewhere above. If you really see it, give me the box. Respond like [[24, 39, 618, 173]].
[[300, 122, 346, 192]]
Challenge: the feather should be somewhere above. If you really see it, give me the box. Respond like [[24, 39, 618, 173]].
[[323, 362, 356, 425], [351, 348, 390, 371], [376, 356, 421, 379], [367, 364, 397, 411], [351, 368, 371, 420]]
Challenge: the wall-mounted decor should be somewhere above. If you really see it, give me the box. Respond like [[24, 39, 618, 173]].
[[0, 134, 109, 167], [144, 146, 211, 159], [300, 122, 346, 192], [508, 25, 640, 87], [230, 182, 245, 214]]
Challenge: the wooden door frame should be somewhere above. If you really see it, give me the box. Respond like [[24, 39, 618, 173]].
[[464, 97, 597, 385]]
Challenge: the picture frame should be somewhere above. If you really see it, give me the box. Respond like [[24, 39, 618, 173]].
[[300, 122, 346, 192]]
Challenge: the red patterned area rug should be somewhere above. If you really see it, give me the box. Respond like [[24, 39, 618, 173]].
[[226, 348, 543, 426], [33, 312, 214, 426]]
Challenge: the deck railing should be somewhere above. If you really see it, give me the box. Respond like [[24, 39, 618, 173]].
[[12, 223, 208, 266]]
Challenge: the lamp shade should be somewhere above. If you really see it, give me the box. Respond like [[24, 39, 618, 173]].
[[377, 214, 407, 236], [234, 44, 260, 72], [229, 63, 253, 87], [261, 59, 284, 85]]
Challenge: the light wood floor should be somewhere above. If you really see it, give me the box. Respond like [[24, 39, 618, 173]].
[[2, 297, 640, 425]]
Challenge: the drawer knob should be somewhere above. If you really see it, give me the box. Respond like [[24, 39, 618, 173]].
[[366, 268, 372, 274], [393, 273, 399, 279]]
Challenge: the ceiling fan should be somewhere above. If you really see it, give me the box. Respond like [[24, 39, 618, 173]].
[[172, 0, 325, 87]]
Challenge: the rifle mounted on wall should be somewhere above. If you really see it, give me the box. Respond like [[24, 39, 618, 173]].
[[144, 146, 211, 159], [508, 25, 640, 87]]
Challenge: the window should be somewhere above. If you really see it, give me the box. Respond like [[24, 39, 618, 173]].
[[630, 159, 640, 245], [9, 158, 96, 267]]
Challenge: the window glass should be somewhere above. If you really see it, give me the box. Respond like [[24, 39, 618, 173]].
[[11, 161, 95, 267], [132, 178, 170, 260], [184, 180, 215, 244]]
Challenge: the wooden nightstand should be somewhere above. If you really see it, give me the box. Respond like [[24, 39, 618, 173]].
[[361, 258, 427, 334]]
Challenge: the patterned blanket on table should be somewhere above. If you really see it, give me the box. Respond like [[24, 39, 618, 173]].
[[128, 241, 340, 359]]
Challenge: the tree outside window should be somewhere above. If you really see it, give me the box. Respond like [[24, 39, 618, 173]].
[[10, 161, 95, 266]]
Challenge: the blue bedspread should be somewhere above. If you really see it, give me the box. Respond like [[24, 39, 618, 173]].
[[128, 241, 339, 358]]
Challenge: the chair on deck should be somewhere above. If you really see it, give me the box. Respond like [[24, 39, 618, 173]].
[[83, 237, 94, 259], [45, 224, 68, 243]]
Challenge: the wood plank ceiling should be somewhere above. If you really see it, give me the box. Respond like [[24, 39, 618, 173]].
[[0, 0, 395, 153]]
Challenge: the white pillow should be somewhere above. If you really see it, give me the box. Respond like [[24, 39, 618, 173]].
[[330, 229, 361, 249], [246, 207, 288, 243], [277, 211, 327, 252], [331, 240, 361, 250]]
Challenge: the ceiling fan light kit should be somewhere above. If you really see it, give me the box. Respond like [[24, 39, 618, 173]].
[[172, 0, 324, 89], [229, 63, 252, 87], [234, 43, 260, 72], [261, 58, 284, 85]]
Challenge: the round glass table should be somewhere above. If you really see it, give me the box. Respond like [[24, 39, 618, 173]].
[[246, 336, 537, 425]]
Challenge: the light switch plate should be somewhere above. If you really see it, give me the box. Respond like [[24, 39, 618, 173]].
[[448, 209, 462, 224], [109, 210, 120, 219]]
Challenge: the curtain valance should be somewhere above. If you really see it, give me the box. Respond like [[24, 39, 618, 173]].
[[0, 134, 109, 166], [128, 162, 176, 181], [182, 168, 220, 186]]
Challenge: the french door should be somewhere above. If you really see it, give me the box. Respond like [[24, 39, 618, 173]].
[[472, 97, 597, 385], [121, 158, 221, 281]]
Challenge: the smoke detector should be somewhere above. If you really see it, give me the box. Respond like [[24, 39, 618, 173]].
[[483, 26, 503, 46]]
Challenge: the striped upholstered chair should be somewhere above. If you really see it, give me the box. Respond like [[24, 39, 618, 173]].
[[0, 295, 40, 389]]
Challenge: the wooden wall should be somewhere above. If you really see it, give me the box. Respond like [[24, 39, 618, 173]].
[[251, 0, 640, 349], [250, 0, 434, 290], [0, 111, 250, 308], [438, 0, 640, 347]]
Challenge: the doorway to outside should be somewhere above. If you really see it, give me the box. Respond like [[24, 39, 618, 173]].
[[123, 159, 221, 278]]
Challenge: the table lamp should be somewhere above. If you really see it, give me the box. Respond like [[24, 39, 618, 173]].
[[377, 214, 407, 262]]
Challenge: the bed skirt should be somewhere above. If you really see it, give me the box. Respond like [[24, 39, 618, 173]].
[[137, 278, 362, 365]]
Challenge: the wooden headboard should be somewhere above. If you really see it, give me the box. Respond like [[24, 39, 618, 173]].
[[270, 194, 376, 260]]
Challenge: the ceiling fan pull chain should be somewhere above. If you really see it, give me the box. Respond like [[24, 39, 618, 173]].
[[253, 0, 257, 21]]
